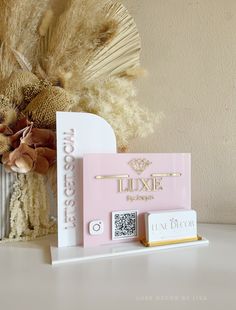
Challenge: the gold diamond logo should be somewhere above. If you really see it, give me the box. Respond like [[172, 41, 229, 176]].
[[128, 158, 152, 175]]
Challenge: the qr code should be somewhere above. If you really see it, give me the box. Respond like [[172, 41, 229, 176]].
[[112, 210, 138, 240]]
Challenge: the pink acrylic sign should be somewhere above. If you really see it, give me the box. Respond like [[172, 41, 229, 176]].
[[83, 153, 191, 247]]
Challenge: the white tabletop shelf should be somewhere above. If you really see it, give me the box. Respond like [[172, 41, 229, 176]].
[[0, 223, 235, 310]]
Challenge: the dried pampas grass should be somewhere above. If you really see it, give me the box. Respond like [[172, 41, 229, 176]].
[[71, 77, 158, 149], [0, 0, 49, 80], [119, 67, 147, 80], [38, 0, 112, 86], [0, 107, 17, 127]]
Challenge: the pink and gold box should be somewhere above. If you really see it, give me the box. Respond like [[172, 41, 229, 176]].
[[83, 153, 191, 247]]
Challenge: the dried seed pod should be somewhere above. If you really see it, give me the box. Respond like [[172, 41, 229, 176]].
[[23, 79, 52, 105], [0, 71, 39, 108], [0, 95, 11, 108], [22, 84, 41, 109], [24, 86, 74, 130]]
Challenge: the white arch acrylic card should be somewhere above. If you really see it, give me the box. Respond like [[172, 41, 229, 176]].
[[56, 112, 117, 247]]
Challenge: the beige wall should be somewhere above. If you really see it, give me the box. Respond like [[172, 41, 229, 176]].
[[124, 0, 236, 223], [53, 0, 236, 223]]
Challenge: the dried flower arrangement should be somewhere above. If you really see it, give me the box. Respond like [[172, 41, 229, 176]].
[[0, 0, 158, 241]]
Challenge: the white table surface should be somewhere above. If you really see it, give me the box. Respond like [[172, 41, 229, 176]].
[[0, 223, 235, 310]]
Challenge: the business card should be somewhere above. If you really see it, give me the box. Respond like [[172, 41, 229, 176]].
[[145, 209, 197, 243]]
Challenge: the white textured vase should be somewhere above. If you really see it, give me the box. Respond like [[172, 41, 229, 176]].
[[0, 164, 15, 239]]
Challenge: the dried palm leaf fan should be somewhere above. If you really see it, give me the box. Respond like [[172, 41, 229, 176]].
[[37, 0, 141, 93], [83, 2, 141, 83]]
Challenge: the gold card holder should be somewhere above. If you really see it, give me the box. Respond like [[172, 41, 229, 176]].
[[140, 235, 202, 247]]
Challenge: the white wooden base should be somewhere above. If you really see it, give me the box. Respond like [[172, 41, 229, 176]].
[[50, 237, 209, 265]]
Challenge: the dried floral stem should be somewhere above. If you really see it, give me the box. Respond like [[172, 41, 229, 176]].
[[7, 172, 56, 240], [0, 0, 49, 80], [38, 0, 108, 85]]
